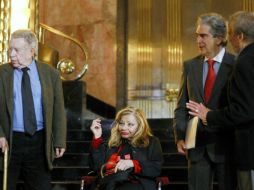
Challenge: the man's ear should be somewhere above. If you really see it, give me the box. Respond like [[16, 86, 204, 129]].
[[237, 33, 244, 40], [30, 48, 36, 57], [215, 36, 223, 46]]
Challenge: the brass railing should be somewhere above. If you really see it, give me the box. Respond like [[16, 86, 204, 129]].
[[39, 23, 88, 81], [165, 84, 179, 118], [0, 0, 11, 64]]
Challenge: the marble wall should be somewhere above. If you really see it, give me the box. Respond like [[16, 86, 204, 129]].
[[38, 0, 249, 116], [39, 0, 117, 107]]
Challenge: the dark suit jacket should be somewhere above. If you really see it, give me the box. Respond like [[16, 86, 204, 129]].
[[173, 52, 235, 162], [89, 136, 163, 190], [207, 43, 254, 169], [0, 61, 67, 170]]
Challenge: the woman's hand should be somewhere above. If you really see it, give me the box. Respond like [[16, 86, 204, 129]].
[[114, 159, 134, 173], [90, 118, 102, 138]]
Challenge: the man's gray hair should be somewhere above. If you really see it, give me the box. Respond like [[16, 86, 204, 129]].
[[11, 29, 38, 55], [197, 13, 227, 47], [229, 11, 254, 41]]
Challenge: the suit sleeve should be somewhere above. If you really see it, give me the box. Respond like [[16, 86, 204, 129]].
[[137, 137, 163, 178], [89, 141, 108, 173], [0, 75, 6, 138], [173, 62, 189, 142], [207, 55, 254, 127], [52, 71, 67, 148]]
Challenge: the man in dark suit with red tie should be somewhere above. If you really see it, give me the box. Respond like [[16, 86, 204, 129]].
[[173, 13, 235, 190], [187, 11, 254, 190]]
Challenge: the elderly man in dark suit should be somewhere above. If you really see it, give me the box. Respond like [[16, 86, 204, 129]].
[[187, 11, 254, 190], [0, 29, 66, 190], [173, 13, 235, 190]]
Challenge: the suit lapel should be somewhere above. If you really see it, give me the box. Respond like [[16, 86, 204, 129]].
[[36, 61, 47, 122], [209, 53, 232, 100], [210, 63, 227, 96], [3, 64, 14, 119], [191, 56, 205, 101]]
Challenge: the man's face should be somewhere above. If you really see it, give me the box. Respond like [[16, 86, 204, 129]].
[[196, 24, 221, 58], [228, 24, 241, 54], [8, 38, 34, 68]]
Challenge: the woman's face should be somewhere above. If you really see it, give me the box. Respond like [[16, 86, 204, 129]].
[[118, 114, 139, 139]]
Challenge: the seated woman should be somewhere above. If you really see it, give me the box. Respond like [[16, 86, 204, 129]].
[[89, 107, 163, 190]]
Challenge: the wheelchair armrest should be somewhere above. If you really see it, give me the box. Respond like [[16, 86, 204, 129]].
[[156, 176, 170, 186], [80, 171, 97, 190]]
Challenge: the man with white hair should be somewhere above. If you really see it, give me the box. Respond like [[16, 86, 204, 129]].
[[0, 29, 66, 190]]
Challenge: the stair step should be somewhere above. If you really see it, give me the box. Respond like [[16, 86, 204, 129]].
[[51, 166, 188, 181], [65, 140, 177, 153], [54, 153, 187, 167], [51, 167, 90, 181], [54, 153, 89, 167], [16, 182, 188, 190], [16, 183, 219, 190], [82, 119, 174, 137], [82, 119, 173, 128], [67, 128, 172, 141], [16, 181, 219, 190], [48, 118, 194, 190], [67, 130, 93, 141]]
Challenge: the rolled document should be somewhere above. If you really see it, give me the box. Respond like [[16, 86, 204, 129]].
[[185, 116, 198, 149]]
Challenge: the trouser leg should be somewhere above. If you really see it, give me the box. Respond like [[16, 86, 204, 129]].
[[237, 170, 253, 190], [215, 162, 237, 190], [10, 130, 52, 190], [188, 156, 213, 190]]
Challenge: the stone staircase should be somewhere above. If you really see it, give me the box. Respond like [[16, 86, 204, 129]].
[[14, 77, 218, 189], [16, 118, 221, 190]]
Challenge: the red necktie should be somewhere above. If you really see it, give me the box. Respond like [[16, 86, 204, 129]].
[[204, 59, 216, 103]]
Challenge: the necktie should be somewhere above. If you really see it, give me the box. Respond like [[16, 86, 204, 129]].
[[21, 67, 37, 135], [204, 59, 216, 103]]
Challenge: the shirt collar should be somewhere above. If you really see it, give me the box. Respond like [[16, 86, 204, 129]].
[[16, 59, 36, 72], [204, 48, 225, 63], [28, 59, 36, 71]]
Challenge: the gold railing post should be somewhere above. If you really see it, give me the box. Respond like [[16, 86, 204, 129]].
[[165, 83, 179, 118], [0, 0, 11, 64], [38, 26, 45, 44]]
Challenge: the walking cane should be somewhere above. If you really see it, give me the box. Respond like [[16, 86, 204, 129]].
[[3, 146, 8, 190]]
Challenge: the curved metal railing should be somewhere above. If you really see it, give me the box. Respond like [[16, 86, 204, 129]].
[[39, 23, 88, 81]]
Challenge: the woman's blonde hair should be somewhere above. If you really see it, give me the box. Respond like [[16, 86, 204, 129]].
[[108, 107, 153, 148]]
